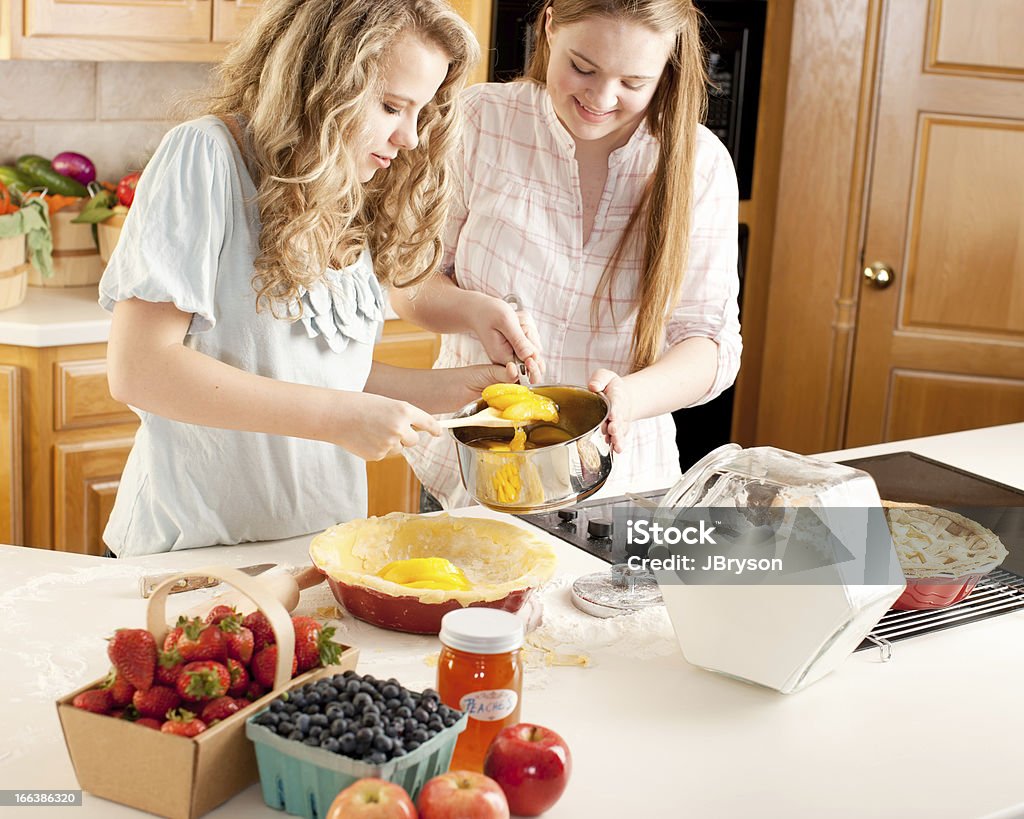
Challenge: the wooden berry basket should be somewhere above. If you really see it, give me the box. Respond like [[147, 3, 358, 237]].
[[0, 233, 28, 310], [56, 565, 358, 819], [27, 203, 106, 288], [97, 213, 126, 263]]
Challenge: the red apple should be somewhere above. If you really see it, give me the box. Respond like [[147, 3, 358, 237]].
[[483, 723, 572, 816], [417, 770, 509, 819], [326, 778, 416, 819]]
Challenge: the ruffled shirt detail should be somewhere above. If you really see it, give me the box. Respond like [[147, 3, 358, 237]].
[[295, 248, 385, 353]]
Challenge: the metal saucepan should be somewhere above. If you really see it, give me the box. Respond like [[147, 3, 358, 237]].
[[449, 384, 613, 514]]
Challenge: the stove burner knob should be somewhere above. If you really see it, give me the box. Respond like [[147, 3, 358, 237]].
[[587, 518, 613, 539], [557, 509, 578, 522]]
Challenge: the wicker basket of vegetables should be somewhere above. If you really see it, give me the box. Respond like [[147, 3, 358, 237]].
[[0, 181, 31, 310]]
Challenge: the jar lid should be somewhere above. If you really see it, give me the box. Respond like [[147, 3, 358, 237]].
[[439, 608, 524, 655]]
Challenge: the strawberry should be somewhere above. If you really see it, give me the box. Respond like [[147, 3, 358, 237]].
[[174, 617, 226, 662], [135, 717, 163, 730], [160, 709, 207, 738], [204, 604, 238, 626], [163, 624, 183, 653], [102, 668, 136, 707], [244, 680, 267, 702], [200, 696, 241, 724], [156, 650, 184, 687], [243, 611, 275, 653], [73, 689, 113, 714], [219, 617, 254, 664], [292, 616, 343, 672], [107, 628, 157, 691], [226, 658, 250, 697], [176, 661, 231, 703], [250, 645, 297, 689], [132, 685, 182, 719]]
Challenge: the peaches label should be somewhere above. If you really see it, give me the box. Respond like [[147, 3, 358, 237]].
[[460, 689, 519, 722]]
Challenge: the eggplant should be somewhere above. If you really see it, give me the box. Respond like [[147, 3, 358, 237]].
[[51, 151, 97, 186]]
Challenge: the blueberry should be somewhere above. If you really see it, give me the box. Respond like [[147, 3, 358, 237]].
[[345, 679, 362, 695], [384, 723, 402, 739], [413, 708, 429, 723], [303, 737, 319, 746], [355, 727, 374, 743], [427, 716, 444, 731], [332, 674, 348, 686], [362, 713, 380, 728], [287, 730, 304, 741], [306, 692, 322, 705], [304, 704, 320, 715], [329, 719, 346, 738], [322, 685, 339, 700], [360, 682, 377, 695], [321, 737, 340, 753], [362, 675, 377, 686], [411, 727, 428, 743], [442, 715, 458, 727], [309, 726, 323, 739], [269, 700, 286, 713], [295, 714, 311, 732], [421, 688, 439, 700], [405, 740, 420, 751], [372, 734, 393, 753], [391, 746, 407, 758], [290, 694, 307, 709], [310, 714, 329, 728], [384, 698, 402, 712], [352, 692, 373, 709], [367, 751, 387, 765], [381, 684, 401, 700], [400, 696, 416, 710], [325, 704, 342, 720], [395, 706, 412, 719], [422, 698, 439, 713], [343, 669, 358, 679], [339, 733, 357, 755]]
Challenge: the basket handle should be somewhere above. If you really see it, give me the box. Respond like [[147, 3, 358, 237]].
[[146, 565, 297, 691]]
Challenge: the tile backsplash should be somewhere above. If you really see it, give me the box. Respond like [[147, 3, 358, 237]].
[[0, 61, 214, 183]]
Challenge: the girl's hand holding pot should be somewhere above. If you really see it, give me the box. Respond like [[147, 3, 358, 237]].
[[589, 368, 633, 454]]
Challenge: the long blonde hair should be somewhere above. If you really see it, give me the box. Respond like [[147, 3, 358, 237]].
[[199, 0, 479, 314], [526, 0, 707, 370]]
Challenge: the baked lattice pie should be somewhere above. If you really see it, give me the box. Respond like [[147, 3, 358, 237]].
[[883, 502, 1008, 578]]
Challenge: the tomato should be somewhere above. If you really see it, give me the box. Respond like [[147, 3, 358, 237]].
[[117, 171, 142, 208]]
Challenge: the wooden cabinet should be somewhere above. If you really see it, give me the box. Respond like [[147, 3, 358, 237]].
[[367, 319, 441, 517], [756, 0, 1024, 453], [0, 365, 22, 545], [0, 318, 438, 553], [5, 0, 492, 68]]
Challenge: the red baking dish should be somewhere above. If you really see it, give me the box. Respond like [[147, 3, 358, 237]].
[[892, 574, 985, 610], [324, 577, 535, 635]]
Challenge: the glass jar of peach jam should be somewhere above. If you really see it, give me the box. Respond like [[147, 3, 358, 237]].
[[437, 608, 524, 772]]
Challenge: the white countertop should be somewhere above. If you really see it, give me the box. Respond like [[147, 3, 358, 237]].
[[0, 286, 402, 348], [1, 422, 1023, 818], [0, 285, 111, 347]]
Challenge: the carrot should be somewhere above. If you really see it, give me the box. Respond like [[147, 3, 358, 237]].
[[21, 191, 82, 215], [0, 182, 18, 215]]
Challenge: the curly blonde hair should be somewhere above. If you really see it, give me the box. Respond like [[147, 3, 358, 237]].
[[198, 0, 479, 314], [526, 0, 708, 371]]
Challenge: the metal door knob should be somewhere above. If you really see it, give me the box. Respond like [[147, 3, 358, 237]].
[[863, 261, 895, 288]]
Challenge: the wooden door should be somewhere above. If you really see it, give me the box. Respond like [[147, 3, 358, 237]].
[[53, 438, 133, 556], [846, 0, 1024, 444]]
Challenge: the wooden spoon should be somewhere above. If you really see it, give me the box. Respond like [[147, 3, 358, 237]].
[[180, 565, 326, 618], [439, 407, 521, 429]]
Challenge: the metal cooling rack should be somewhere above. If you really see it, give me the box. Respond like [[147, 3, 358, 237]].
[[858, 569, 1024, 660]]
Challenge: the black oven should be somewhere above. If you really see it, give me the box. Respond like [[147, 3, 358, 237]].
[[488, 0, 767, 200]]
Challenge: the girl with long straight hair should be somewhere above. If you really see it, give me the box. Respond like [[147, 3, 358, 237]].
[[395, 0, 742, 509]]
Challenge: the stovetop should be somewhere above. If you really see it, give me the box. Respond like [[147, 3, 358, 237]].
[[519, 452, 1024, 650]]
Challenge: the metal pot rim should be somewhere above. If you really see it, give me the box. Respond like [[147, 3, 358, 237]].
[[448, 383, 609, 450]]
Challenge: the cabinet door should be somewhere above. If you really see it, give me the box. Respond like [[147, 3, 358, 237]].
[[212, 0, 261, 43], [846, 0, 1024, 444], [53, 437, 133, 556], [0, 366, 22, 545], [23, 0, 212, 44], [366, 320, 440, 515]]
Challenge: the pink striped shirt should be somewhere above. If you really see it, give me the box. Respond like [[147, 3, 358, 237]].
[[404, 81, 742, 507]]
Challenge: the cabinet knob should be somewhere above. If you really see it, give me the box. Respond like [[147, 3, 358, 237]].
[[863, 261, 895, 289]]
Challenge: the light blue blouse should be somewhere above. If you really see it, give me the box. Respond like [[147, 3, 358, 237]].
[[99, 116, 384, 556]]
